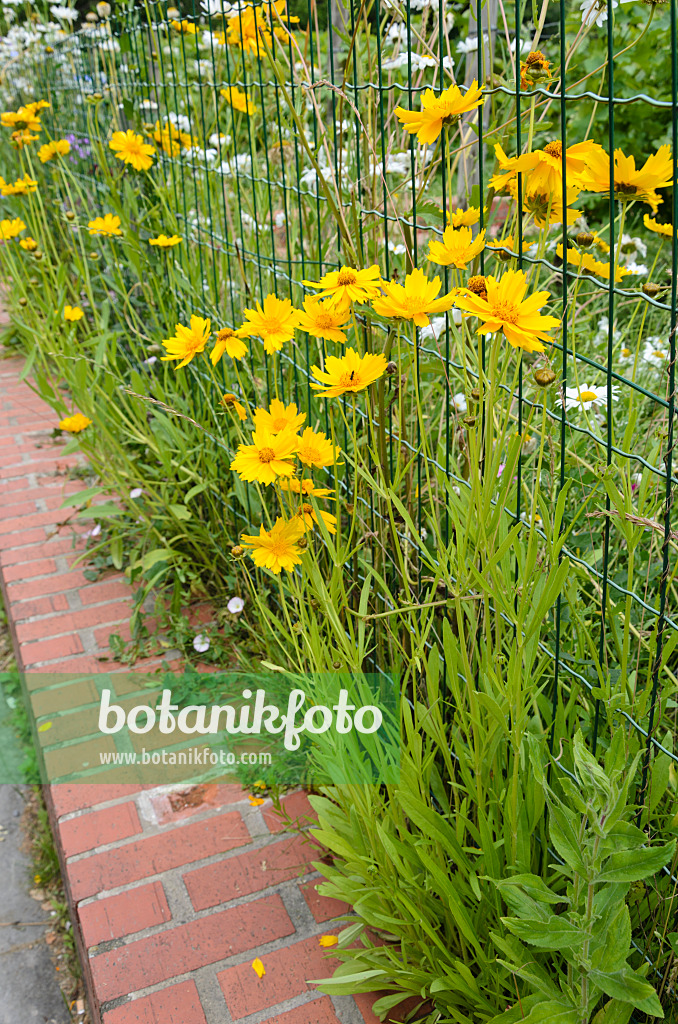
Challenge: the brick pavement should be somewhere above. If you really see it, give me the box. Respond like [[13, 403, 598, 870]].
[[0, 354, 389, 1024]]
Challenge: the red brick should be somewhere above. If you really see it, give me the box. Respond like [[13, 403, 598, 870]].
[[16, 601, 130, 643], [0, 536, 79, 565], [267, 997, 341, 1024], [91, 893, 294, 1001], [0, 526, 49, 549], [51, 783, 144, 818], [102, 980, 206, 1024], [185, 834, 315, 911], [300, 880, 351, 924], [263, 790, 317, 833], [30, 679, 100, 716], [59, 801, 142, 857], [94, 621, 131, 647], [80, 579, 132, 605], [218, 932, 340, 1018], [79, 880, 171, 946], [2, 558, 57, 582], [7, 570, 89, 601], [69, 811, 251, 900], [8, 593, 70, 621], [21, 632, 84, 667]]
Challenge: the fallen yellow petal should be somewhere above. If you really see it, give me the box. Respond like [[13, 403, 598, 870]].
[[38, 721, 52, 732], [252, 957, 266, 978], [248, 795, 265, 806], [319, 935, 338, 947]]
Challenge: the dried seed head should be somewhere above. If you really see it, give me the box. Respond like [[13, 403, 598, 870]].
[[332, 660, 342, 669], [386, 360, 398, 375], [534, 367, 557, 387], [463, 415, 477, 427], [345, 503, 354, 515]]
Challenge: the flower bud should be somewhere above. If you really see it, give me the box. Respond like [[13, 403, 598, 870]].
[[386, 360, 397, 375], [332, 660, 342, 669], [33, 251, 44, 260], [297, 536, 308, 550], [96, 1, 111, 17], [470, 387, 480, 402], [576, 232, 594, 248], [534, 367, 556, 387], [18, 297, 28, 307], [642, 282, 661, 298], [345, 503, 354, 515], [88, 251, 100, 260], [65, 210, 75, 221], [463, 415, 476, 427], [230, 544, 244, 557]]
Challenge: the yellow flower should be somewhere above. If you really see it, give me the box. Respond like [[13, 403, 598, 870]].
[[302, 264, 383, 308], [88, 213, 123, 236], [1, 102, 47, 133], [241, 516, 306, 574], [310, 348, 387, 399], [109, 130, 155, 171], [211, 326, 249, 364], [427, 225, 486, 269], [448, 206, 480, 228], [240, 294, 300, 355], [253, 399, 306, 434], [220, 86, 257, 115], [221, 394, 248, 420], [295, 427, 340, 468], [64, 305, 84, 321], [149, 234, 182, 247], [556, 244, 630, 283], [489, 143, 540, 193], [226, 4, 273, 54], [454, 268, 560, 353], [295, 502, 337, 535], [152, 120, 193, 156], [38, 138, 71, 163], [280, 478, 334, 497], [519, 50, 551, 89], [59, 413, 92, 433], [161, 315, 212, 368], [1, 174, 38, 196], [170, 18, 198, 32], [395, 81, 484, 145], [510, 179, 581, 227], [296, 295, 352, 342], [11, 129, 39, 148], [319, 935, 339, 948], [19, 236, 38, 251], [526, 139, 605, 194], [372, 267, 456, 327], [0, 218, 26, 240], [581, 146, 672, 212], [486, 236, 534, 260], [230, 426, 299, 484], [643, 214, 674, 238]]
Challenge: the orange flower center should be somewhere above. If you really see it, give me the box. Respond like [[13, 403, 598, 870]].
[[315, 312, 337, 329], [271, 417, 289, 430], [491, 302, 519, 325], [258, 447, 277, 463], [302, 504, 313, 514], [269, 537, 292, 556], [298, 445, 319, 461], [218, 328, 235, 341], [467, 275, 487, 296], [337, 269, 357, 286], [339, 372, 360, 388], [544, 141, 562, 158], [263, 317, 282, 334]]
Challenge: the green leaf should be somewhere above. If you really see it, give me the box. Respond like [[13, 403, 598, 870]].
[[169, 504, 192, 520], [502, 916, 586, 951], [588, 968, 664, 1017], [76, 503, 124, 519], [61, 486, 106, 509], [597, 841, 675, 882], [141, 549, 174, 571], [185, 482, 208, 502]]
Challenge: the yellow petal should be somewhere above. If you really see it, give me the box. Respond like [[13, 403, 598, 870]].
[[38, 721, 52, 732], [319, 935, 338, 948], [252, 958, 266, 978]]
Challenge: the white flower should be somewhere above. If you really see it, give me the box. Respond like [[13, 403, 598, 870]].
[[510, 37, 532, 54], [452, 392, 467, 414], [386, 22, 408, 44], [84, 523, 102, 539], [625, 262, 648, 276], [618, 345, 634, 363], [457, 34, 488, 54], [140, 99, 159, 110], [274, 211, 286, 227], [580, 0, 632, 26], [50, 5, 78, 20], [130, 488, 143, 499], [193, 634, 210, 653], [227, 596, 245, 614], [144, 356, 158, 366], [420, 316, 447, 341], [643, 339, 668, 368], [388, 241, 407, 256], [451, 308, 462, 326], [620, 233, 647, 260], [563, 383, 618, 410], [209, 131, 231, 148], [167, 111, 192, 133]]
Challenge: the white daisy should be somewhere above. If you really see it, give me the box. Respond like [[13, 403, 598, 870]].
[[642, 339, 668, 368], [564, 383, 618, 410], [420, 316, 447, 341], [452, 392, 467, 414]]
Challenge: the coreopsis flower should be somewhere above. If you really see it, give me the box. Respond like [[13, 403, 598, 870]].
[[220, 86, 257, 115], [643, 214, 675, 238], [88, 213, 123, 236], [526, 139, 606, 194], [220, 394, 248, 420], [149, 234, 182, 247], [563, 383, 618, 410], [38, 138, 71, 163], [1, 102, 48, 133], [296, 295, 352, 342], [295, 502, 337, 535], [230, 426, 299, 484], [310, 348, 388, 399], [0, 218, 26, 240], [64, 305, 84, 321], [302, 265, 383, 308], [427, 225, 486, 269], [448, 206, 480, 228], [253, 399, 306, 434], [161, 315, 212, 368], [556, 243, 631, 282], [20, 236, 38, 251], [152, 120, 193, 156], [109, 130, 155, 171], [486, 236, 534, 261], [454, 268, 560, 353], [581, 146, 672, 212], [395, 80, 484, 145], [519, 50, 551, 89], [513, 180, 581, 227], [295, 427, 340, 468], [372, 267, 457, 327], [11, 130, 40, 149], [226, 4, 273, 53], [239, 294, 300, 354], [240, 516, 306, 574], [211, 326, 248, 363], [280, 478, 334, 497], [489, 143, 540, 192], [59, 413, 92, 432], [170, 18, 198, 32], [1, 174, 38, 196]]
